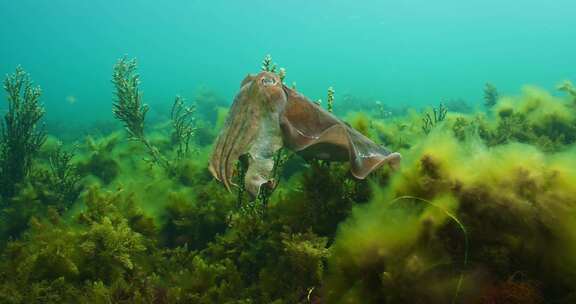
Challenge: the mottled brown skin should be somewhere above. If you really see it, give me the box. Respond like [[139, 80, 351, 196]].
[[209, 72, 401, 197]]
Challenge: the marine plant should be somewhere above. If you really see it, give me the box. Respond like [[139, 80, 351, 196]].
[[0, 139, 81, 244], [112, 57, 147, 139], [261, 54, 277, 72], [557, 80, 576, 104], [0, 67, 46, 199], [481, 86, 576, 151], [375, 100, 392, 119], [76, 134, 121, 184], [191, 86, 228, 124], [261, 54, 289, 85], [0, 186, 157, 303], [278, 68, 287, 83], [445, 98, 472, 113], [450, 114, 474, 141], [327, 86, 335, 113], [46, 143, 82, 209], [160, 188, 231, 250], [112, 56, 173, 173], [421, 102, 447, 134], [323, 130, 576, 303], [170, 95, 197, 159], [483, 82, 499, 108]]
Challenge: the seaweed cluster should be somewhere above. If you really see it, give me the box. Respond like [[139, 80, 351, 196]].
[[0, 67, 46, 199], [170, 96, 198, 159], [484, 83, 499, 108], [557, 80, 576, 104], [0, 58, 575, 303], [112, 57, 199, 176], [422, 103, 448, 134], [325, 132, 576, 303]]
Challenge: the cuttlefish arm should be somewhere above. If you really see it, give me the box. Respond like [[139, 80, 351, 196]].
[[279, 86, 401, 178], [209, 72, 286, 196]]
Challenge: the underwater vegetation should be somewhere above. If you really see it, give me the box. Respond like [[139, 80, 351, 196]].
[[421, 103, 448, 135], [0, 56, 575, 303], [483, 83, 499, 109], [0, 67, 46, 199]]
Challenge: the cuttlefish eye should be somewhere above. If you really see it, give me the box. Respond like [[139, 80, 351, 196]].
[[261, 77, 276, 86]]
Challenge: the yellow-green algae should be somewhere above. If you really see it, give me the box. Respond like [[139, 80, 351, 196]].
[[325, 129, 576, 303]]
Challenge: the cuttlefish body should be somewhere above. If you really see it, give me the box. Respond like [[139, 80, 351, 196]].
[[209, 72, 401, 197]]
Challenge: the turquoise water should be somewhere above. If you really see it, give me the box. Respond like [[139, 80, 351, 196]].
[[2, 0, 575, 122]]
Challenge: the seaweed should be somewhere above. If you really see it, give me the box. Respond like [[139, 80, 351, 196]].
[[480, 86, 576, 151], [422, 103, 448, 134], [260, 54, 286, 84], [445, 98, 473, 113], [0, 67, 46, 199], [323, 131, 576, 303], [47, 143, 82, 209], [112, 57, 148, 140], [170, 96, 197, 159], [375, 100, 392, 119], [326, 86, 335, 113], [557, 80, 576, 104], [261, 54, 277, 72], [76, 134, 121, 184], [484, 83, 499, 109], [0, 187, 158, 303], [191, 86, 228, 124], [160, 190, 229, 250], [112, 57, 173, 173]]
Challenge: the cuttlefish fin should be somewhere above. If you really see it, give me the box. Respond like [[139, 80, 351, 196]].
[[280, 86, 401, 178]]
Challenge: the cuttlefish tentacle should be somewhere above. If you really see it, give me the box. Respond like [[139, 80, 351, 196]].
[[243, 109, 284, 196], [214, 83, 260, 191], [210, 101, 237, 186], [210, 82, 252, 189], [220, 96, 253, 190], [222, 109, 261, 191]]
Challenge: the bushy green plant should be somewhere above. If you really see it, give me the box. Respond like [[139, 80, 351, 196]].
[[0, 67, 46, 199], [160, 190, 230, 250], [76, 134, 122, 184], [483, 83, 499, 108], [481, 86, 576, 151]]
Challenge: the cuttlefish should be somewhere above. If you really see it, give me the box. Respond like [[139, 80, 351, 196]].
[[209, 71, 401, 197]]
